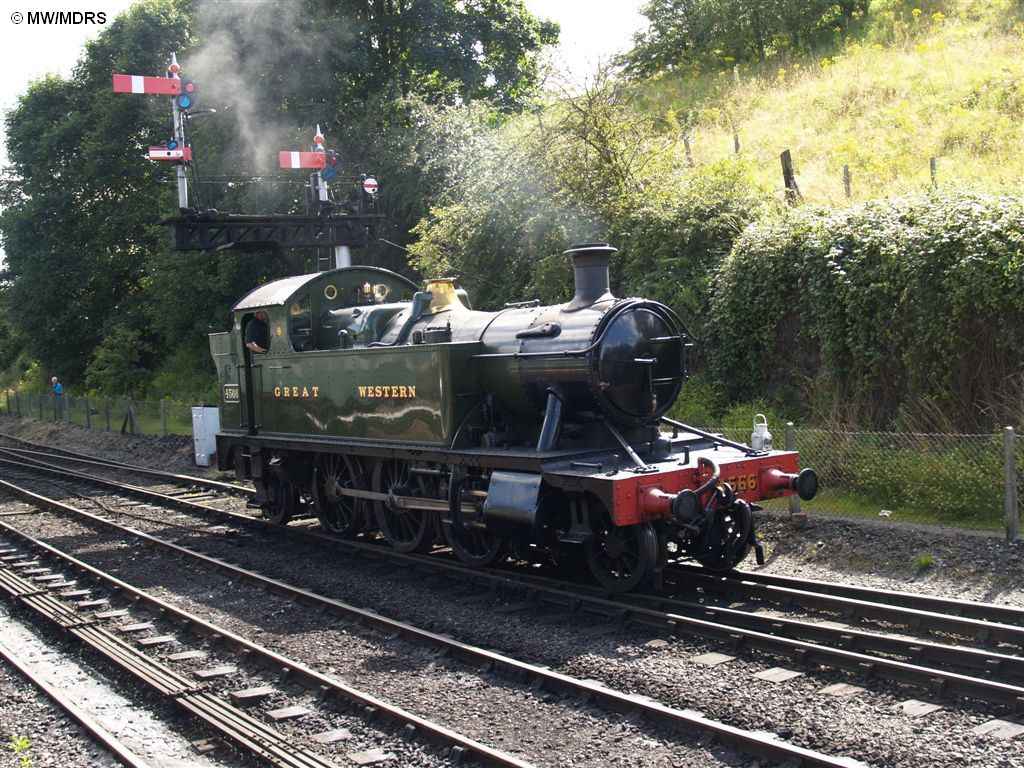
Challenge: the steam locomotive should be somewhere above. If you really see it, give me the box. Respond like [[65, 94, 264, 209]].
[[210, 243, 817, 591]]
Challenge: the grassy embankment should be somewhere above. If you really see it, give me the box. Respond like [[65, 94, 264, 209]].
[[637, 6, 1024, 204]]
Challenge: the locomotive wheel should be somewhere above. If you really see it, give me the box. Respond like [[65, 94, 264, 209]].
[[444, 470, 508, 568], [312, 454, 366, 538], [443, 524, 507, 568], [373, 458, 435, 553], [584, 509, 658, 592], [263, 473, 298, 526], [696, 500, 753, 572]]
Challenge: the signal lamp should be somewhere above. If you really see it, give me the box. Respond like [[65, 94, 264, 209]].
[[176, 79, 197, 110], [323, 150, 341, 181]]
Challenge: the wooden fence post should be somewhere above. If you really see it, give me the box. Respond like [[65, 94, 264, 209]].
[[1006, 427, 1020, 541], [781, 149, 801, 203], [930, 156, 937, 188], [733, 131, 740, 154], [786, 423, 807, 526], [843, 165, 851, 198]]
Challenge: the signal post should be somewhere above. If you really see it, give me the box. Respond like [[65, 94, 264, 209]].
[[114, 56, 383, 263]]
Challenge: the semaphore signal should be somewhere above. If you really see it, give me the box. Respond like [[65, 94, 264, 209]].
[[112, 63, 384, 261], [112, 53, 196, 210], [279, 126, 355, 267]]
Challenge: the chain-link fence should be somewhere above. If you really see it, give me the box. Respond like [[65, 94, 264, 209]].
[[703, 424, 1019, 534], [3, 391, 195, 437]]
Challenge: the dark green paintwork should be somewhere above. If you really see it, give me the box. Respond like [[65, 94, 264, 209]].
[[250, 342, 481, 443], [211, 266, 483, 445]]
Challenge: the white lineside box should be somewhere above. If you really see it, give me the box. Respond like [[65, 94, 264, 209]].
[[191, 406, 220, 467]]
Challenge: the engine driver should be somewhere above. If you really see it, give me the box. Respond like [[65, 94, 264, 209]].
[[245, 309, 270, 354]]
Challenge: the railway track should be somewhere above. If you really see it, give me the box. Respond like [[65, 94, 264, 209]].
[[3, 441, 1021, 634], [0, 436, 255, 498], [2, 445, 1023, 714], [0, 636, 156, 768], [0, 492, 536, 768], [0, 475, 862, 768], [2, 438, 1023, 762]]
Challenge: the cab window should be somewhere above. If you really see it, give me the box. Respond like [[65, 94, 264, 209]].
[[289, 295, 313, 351]]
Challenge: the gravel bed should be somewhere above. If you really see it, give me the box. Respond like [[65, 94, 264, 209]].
[[2, 416, 1024, 766], [0, 602, 246, 768], [1, 501, 751, 768], [0, 632, 120, 768], [0, 415, 208, 477]]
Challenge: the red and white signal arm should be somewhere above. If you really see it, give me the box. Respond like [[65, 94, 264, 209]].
[[113, 74, 182, 95], [148, 146, 193, 161], [363, 176, 378, 195], [279, 151, 327, 169]]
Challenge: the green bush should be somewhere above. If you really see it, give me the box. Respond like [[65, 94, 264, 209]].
[[706, 190, 1024, 429], [616, 158, 770, 349], [148, 345, 218, 403], [84, 325, 149, 396]]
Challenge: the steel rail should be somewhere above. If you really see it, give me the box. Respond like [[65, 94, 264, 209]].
[[0, 638, 155, 768], [0, 450, 475, 516], [0, 517, 534, 768], [4, 455, 1023, 706], [668, 562, 1024, 626], [6, 439, 1020, 633], [660, 565, 1024, 648], [472, 565, 1024, 685], [0, 479, 863, 768], [0, 443, 254, 497], [0, 549, 341, 768]]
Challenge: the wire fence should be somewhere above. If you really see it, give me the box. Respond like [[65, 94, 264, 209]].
[[705, 425, 1020, 535], [3, 391, 195, 438], [3, 390, 1020, 537]]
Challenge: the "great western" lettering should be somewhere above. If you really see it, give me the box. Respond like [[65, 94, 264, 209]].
[[274, 386, 320, 398], [357, 385, 417, 399]]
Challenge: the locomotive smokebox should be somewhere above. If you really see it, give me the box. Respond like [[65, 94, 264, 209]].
[[566, 243, 615, 310], [476, 241, 687, 427]]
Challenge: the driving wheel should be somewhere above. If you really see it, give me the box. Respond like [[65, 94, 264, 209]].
[[443, 469, 507, 567], [373, 458, 435, 553], [312, 453, 367, 537]]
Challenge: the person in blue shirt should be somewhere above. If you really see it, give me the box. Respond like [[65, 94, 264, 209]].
[[51, 376, 64, 419]]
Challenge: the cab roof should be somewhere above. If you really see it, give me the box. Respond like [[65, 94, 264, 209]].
[[231, 266, 418, 312]]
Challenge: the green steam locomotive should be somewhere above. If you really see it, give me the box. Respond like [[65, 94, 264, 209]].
[[210, 244, 817, 591]]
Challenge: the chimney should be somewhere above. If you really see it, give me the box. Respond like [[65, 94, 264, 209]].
[[564, 243, 615, 311]]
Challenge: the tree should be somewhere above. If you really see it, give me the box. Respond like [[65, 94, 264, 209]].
[[85, 326, 148, 396], [0, 0, 557, 394], [0, 0, 191, 384], [621, 0, 859, 76]]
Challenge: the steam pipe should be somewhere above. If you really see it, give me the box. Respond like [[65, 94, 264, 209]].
[[536, 390, 564, 452]]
